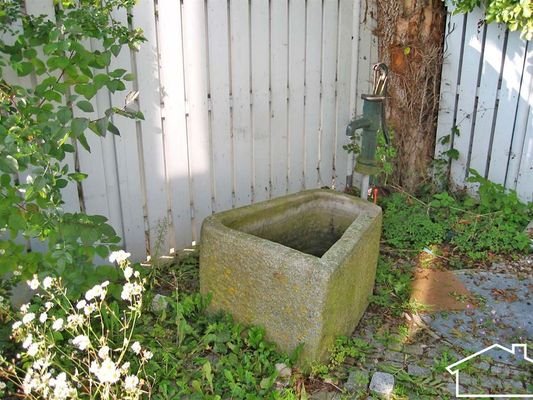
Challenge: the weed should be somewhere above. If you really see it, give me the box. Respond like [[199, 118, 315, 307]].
[[370, 257, 414, 317], [381, 172, 532, 263]]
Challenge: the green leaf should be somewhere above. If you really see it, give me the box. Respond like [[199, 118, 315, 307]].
[[43, 90, 62, 102], [8, 212, 26, 232], [57, 107, 73, 125], [16, 62, 33, 76], [76, 100, 94, 113], [109, 68, 126, 78], [71, 117, 89, 137], [77, 134, 91, 152], [68, 172, 88, 182], [0, 155, 19, 173], [107, 121, 120, 136]]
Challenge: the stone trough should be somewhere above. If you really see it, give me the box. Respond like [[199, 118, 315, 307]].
[[199, 189, 382, 363]]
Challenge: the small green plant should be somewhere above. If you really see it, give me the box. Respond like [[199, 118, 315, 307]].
[[381, 170, 532, 262], [344, 129, 397, 186], [382, 193, 447, 250], [371, 257, 414, 317]]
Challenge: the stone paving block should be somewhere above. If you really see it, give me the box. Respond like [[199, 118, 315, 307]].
[[407, 364, 429, 377], [345, 369, 370, 392], [403, 344, 424, 356], [383, 351, 405, 364], [369, 372, 394, 399]]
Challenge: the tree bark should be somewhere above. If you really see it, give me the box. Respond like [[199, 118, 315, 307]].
[[376, 0, 446, 192]]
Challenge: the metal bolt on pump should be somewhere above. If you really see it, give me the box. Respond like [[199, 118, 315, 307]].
[[346, 63, 390, 200]]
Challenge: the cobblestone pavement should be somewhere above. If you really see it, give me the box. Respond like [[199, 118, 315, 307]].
[[311, 261, 533, 399]]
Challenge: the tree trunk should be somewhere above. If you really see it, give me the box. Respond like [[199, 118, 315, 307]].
[[376, 0, 446, 192]]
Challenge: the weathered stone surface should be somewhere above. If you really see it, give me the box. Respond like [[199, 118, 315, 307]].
[[199, 189, 382, 363], [345, 369, 370, 392], [369, 372, 394, 398], [407, 364, 428, 377]]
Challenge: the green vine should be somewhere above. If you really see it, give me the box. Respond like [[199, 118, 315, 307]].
[[451, 0, 532, 40]]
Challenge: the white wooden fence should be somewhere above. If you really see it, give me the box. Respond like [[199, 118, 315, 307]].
[[7, 0, 379, 260], [435, 6, 532, 202]]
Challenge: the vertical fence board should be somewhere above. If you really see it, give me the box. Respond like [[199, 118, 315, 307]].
[[107, 8, 146, 260], [270, 0, 289, 197], [468, 23, 505, 178], [346, 0, 361, 179], [251, 0, 271, 201], [131, 1, 169, 252], [434, 12, 464, 162], [303, 0, 322, 189], [230, 0, 253, 206], [207, 0, 233, 211], [515, 101, 533, 202], [319, 0, 339, 187], [449, 13, 483, 186], [506, 45, 532, 190], [287, 0, 305, 193], [334, 0, 354, 191], [183, 0, 212, 239], [158, 0, 193, 250], [487, 33, 527, 185]]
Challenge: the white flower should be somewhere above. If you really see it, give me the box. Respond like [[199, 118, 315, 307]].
[[67, 314, 85, 329], [121, 362, 130, 372], [20, 303, 30, 314], [27, 343, 39, 357], [124, 266, 133, 280], [27, 276, 40, 290], [101, 280, 110, 288], [83, 303, 96, 316], [142, 350, 153, 360], [134, 271, 140, 278], [98, 346, 109, 359], [85, 284, 106, 301], [49, 372, 76, 400], [131, 341, 141, 354], [72, 335, 90, 351], [76, 300, 86, 309], [44, 301, 54, 311], [109, 250, 131, 264], [12, 321, 22, 330], [22, 313, 35, 325], [22, 334, 33, 349], [0, 381, 6, 390], [121, 282, 142, 301], [39, 312, 47, 323], [123, 375, 139, 392], [90, 358, 120, 384], [52, 318, 64, 331], [42, 277, 53, 290]]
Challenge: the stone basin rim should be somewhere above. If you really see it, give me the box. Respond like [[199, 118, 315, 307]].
[[201, 189, 382, 263]]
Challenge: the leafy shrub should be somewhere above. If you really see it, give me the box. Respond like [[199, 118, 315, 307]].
[[452, 0, 532, 40], [0, 0, 144, 289]]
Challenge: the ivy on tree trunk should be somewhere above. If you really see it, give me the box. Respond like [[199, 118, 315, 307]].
[[375, 0, 446, 192]]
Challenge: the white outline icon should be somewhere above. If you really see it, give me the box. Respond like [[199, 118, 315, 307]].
[[446, 343, 532, 398]]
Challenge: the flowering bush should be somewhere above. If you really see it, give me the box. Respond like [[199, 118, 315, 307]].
[[0, 251, 152, 399]]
